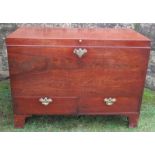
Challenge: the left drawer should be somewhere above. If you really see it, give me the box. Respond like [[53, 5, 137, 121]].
[[13, 96, 78, 115]]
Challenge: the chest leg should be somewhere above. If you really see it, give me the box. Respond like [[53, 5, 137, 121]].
[[128, 114, 139, 128], [14, 114, 31, 128]]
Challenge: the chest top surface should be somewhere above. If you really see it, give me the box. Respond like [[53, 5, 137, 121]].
[[6, 27, 150, 47]]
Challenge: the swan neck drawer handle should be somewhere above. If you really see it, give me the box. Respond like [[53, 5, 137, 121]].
[[73, 48, 87, 58], [39, 97, 53, 106], [104, 98, 116, 106]]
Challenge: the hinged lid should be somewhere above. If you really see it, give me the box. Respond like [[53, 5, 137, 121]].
[[6, 27, 151, 47]]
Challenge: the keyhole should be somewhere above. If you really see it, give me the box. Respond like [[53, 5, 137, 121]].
[[79, 39, 82, 43]]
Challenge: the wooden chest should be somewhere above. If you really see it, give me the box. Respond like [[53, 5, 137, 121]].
[[6, 27, 151, 128]]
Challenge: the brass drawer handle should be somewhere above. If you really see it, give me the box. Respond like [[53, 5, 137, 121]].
[[104, 98, 116, 106], [39, 97, 53, 106], [73, 48, 87, 58]]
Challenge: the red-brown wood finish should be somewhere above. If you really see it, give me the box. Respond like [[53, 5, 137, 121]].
[[6, 27, 151, 128], [14, 114, 31, 128]]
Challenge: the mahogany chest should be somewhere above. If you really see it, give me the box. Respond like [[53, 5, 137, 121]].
[[6, 27, 151, 128]]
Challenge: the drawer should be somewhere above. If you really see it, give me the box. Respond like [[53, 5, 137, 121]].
[[13, 96, 78, 115], [78, 96, 140, 114], [8, 46, 149, 76]]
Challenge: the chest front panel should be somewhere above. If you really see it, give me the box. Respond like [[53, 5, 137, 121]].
[[8, 46, 149, 98]]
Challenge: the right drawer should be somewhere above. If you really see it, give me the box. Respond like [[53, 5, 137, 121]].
[[78, 96, 140, 114]]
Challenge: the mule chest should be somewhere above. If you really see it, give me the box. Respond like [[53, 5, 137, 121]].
[[6, 27, 151, 128]]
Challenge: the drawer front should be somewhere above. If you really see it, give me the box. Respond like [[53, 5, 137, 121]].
[[13, 96, 78, 115], [78, 97, 140, 114]]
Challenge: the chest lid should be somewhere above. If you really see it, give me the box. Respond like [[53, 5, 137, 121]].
[[6, 27, 150, 47]]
